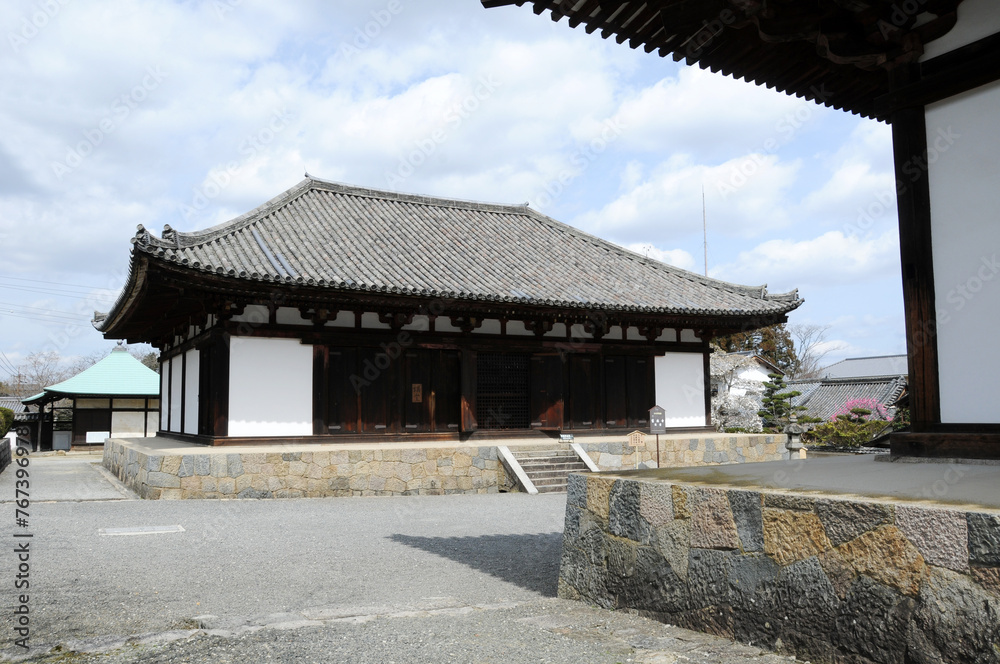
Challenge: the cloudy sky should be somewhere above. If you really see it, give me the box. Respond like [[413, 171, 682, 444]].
[[0, 0, 905, 379]]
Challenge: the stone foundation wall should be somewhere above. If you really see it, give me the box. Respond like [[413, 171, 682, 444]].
[[559, 472, 1000, 664], [577, 433, 789, 471], [103, 439, 502, 499]]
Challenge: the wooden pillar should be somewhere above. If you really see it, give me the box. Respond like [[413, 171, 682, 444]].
[[312, 344, 329, 435], [890, 63, 941, 432], [702, 344, 712, 427], [211, 331, 230, 438], [460, 348, 477, 432]]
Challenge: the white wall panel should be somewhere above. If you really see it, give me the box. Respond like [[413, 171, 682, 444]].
[[927, 80, 1000, 422], [160, 361, 169, 431], [169, 356, 183, 432], [228, 337, 313, 436], [183, 349, 199, 435], [654, 353, 706, 428], [112, 412, 146, 438], [922, 0, 1000, 61]]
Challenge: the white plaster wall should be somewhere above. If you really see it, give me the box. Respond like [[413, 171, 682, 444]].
[[927, 79, 1000, 423], [112, 411, 147, 437], [160, 362, 169, 431], [921, 0, 1000, 60], [228, 337, 313, 436], [604, 326, 623, 341], [626, 326, 644, 341], [169, 356, 182, 432], [327, 310, 355, 328], [474, 319, 502, 335], [654, 353, 706, 428], [505, 320, 533, 336], [183, 349, 199, 435], [360, 312, 391, 329], [569, 324, 593, 339], [147, 412, 158, 436], [230, 305, 269, 325], [680, 329, 701, 343], [276, 307, 309, 325], [544, 323, 567, 338], [401, 314, 431, 332], [435, 316, 462, 333], [730, 366, 771, 397], [657, 329, 677, 342]]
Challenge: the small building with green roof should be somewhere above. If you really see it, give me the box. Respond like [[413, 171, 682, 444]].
[[23, 346, 160, 450]]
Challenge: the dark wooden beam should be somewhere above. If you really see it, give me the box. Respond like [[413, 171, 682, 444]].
[[211, 331, 230, 437], [460, 349, 477, 432], [875, 31, 1000, 116], [890, 431, 1000, 459], [890, 63, 941, 432], [312, 345, 328, 435]]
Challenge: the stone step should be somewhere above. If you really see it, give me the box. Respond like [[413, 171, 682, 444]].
[[535, 483, 568, 493], [512, 448, 575, 459], [529, 470, 583, 482], [517, 459, 588, 469]]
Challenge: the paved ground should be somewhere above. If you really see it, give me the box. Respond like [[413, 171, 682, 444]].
[[631, 454, 1000, 510], [0, 454, 799, 663]]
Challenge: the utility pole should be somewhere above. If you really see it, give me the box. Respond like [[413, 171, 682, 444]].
[[702, 186, 708, 276]]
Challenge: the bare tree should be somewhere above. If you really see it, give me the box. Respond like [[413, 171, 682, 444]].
[[11, 351, 70, 398], [789, 323, 831, 379]]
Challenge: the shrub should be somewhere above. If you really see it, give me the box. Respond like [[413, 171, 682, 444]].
[[0, 408, 13, 438], [805, 398, 893, 448]]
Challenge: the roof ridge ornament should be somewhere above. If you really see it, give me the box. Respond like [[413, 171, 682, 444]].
[[162, 224, 178, 246]]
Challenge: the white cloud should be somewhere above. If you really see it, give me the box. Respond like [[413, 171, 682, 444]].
[[712, 229, 900, 291], [613, 67, 831, 159], [575, 153, 801, 243], [623, 243, 697, 271]]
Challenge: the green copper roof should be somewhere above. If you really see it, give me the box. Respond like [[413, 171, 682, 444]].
[[29, 347, 159, 400]]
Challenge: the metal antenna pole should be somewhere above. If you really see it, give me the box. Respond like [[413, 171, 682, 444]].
[[702, 186, 708, 277]]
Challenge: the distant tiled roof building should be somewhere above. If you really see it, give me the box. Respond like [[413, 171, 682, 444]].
[[791, 376, 907, 422], [23, 347, 159, 449], [819, 355, 908, 379], [790, 353, 908, 422]]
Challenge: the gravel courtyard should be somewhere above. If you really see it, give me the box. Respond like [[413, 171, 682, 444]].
[[0, 455, 798, 663]]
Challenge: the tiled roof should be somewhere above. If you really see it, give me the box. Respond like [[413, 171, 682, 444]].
[[789, 376, 907, 422], [0, 397, 27, 416], [820, 355, 909, 379], [121, 177, 801, 319], [22, 348, 159, 403]]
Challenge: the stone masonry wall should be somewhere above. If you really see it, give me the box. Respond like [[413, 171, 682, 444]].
[[559, 472, 1000, 664], [578, 434, 789, 471], [103, 439, 501, 499]]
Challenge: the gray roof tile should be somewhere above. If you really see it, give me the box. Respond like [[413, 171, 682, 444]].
[[130, 177, 802, 317], [790, 376, 907, 422]]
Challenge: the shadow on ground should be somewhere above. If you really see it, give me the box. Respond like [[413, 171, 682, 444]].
[[390, 532, 563, 597]]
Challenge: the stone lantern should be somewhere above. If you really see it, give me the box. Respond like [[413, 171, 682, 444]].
[[784, 413, 807, 460]]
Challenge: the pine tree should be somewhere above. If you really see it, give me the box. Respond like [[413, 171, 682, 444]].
[[757, 372, 805, 430], [715, 324, 799, 375]]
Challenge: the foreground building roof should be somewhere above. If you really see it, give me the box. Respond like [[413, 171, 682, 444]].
[[482, 0, 966, 121], [97, 177, 801, 342]]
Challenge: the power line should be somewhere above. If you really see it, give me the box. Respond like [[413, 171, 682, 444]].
[[0, 275, 113, 290], [0, 350, 18, 377], [4, 303, 90, 318], [0, 311, 92, 325], [0, 283, 116, 299]]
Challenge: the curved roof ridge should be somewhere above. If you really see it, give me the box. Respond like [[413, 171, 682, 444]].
[[134, 177, 537, 252], [520, 206, 798, 305], [100, 176, 804, 334]]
